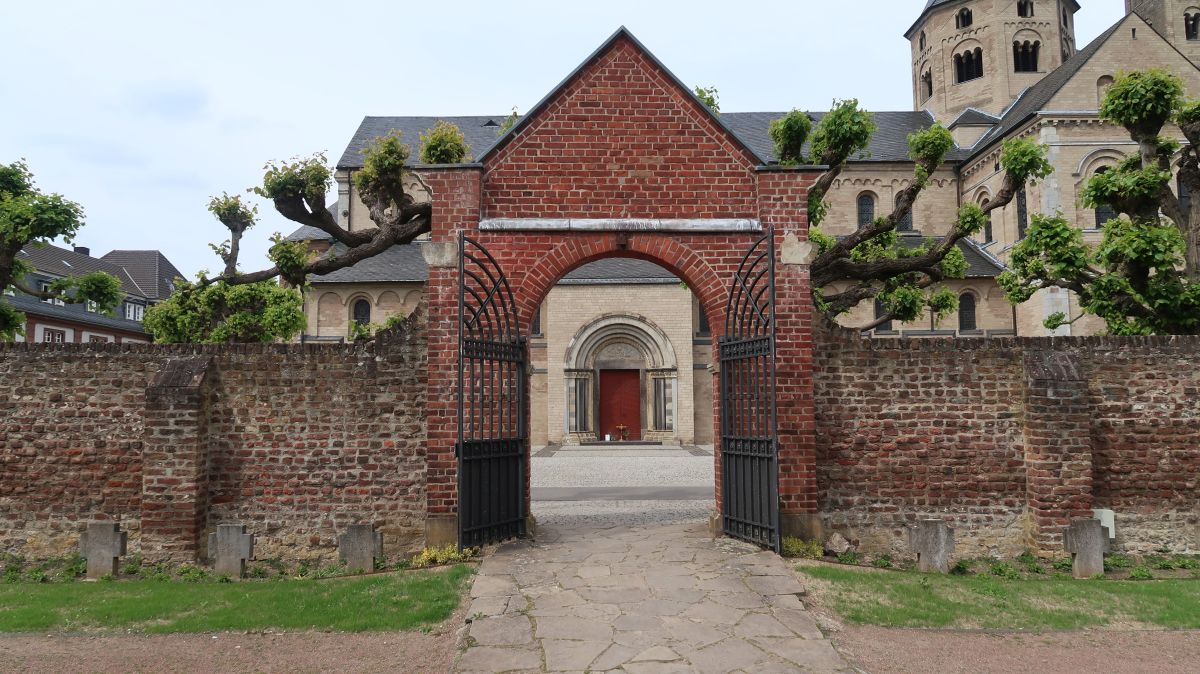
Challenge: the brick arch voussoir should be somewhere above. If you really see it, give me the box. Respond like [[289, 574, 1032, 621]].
[[514, 235, 728, 336]]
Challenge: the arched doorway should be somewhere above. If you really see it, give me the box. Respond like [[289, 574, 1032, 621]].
[[563, 314, 679, 444]]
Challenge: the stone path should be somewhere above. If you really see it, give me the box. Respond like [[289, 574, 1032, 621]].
[[455, 520, 853, 673]]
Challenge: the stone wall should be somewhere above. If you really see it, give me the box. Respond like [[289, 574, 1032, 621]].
[[814, 326, 1200, 556], [0, 314, 428, 564]]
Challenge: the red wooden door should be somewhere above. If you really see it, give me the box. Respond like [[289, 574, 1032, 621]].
[[598, 370, 641, 441]]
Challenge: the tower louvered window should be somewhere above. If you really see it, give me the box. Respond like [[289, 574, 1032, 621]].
[[1016, 187, 1029, 238], [955, 48, 984, 83], [1014, 41, 1041, 72], [1188, 13, 1200, 41], [1094, 167, 1118, 227], [1018, 1, 1034, 18], [956, 8, 973, 29], [921, 70, 933, 101]]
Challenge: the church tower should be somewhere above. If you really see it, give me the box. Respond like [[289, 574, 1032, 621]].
[[1127, 0, 1200, 68], [907, 0, 1080, 123]]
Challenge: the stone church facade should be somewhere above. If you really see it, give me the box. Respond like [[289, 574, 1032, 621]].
[[289, 0, 1200, 446]]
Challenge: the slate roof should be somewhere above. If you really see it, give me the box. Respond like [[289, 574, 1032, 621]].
[[338, 110, 957, 170], [905, 235, 1006, 278], [966, 16, 1128, 161], [559, 258, 679, 285], [305, 242, 429, 284], [949, 108, 1000, 128], [99, 250, 184, 300], [337, 116, 511, 169], [17, 244, 146, 297], [6, 293, 148, 333]]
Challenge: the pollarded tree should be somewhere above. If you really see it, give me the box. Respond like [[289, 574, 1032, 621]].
[[151, 129, 441, 342], [999, 69, 1200, 335], [0, 161, 124, 340], [779, 101, 1053, 329]]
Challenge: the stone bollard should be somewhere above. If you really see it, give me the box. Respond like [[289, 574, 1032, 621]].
[[909, 520, 955, 573], [80, 521, 128, 580], [1064, 518, 1109, 579], [339, 524, 384, 573], [208, 524, 255, 578]]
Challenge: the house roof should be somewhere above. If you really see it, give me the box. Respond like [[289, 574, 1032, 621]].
[[337, 116, 511, 169], [305, 241, 429, 284], [907, 235, 1006, 278], [966, 16, 1128, 162], [17, 244, 146, 297], [99, 250, 184, 301], [6, 293, 148, 334]]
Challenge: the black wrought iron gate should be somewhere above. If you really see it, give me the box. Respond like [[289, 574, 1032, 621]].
[[458, 233, 527, 549], [719, 228, 780, 551]]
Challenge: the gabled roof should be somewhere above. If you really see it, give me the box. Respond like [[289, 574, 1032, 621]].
[[18, 244, 147, 297], [478, 26, 766, 167], [966, 16, 1128, 162], [100, 250, 184, 301], [949, 107, 1000, 128]]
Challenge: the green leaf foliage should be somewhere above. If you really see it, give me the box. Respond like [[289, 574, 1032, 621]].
[[144, 280, 307, 344], [498, 107, 520, 135], [907, 125, 953, 170], [1100, 69, 1184, 136], [999, 138, 1053, 185], [354, 131, 412, 206], [693, 86, 720, 114], [768, 110, 812, 166], [267, 234, 314, 286], [418, 121, 470, 165], [207, 193, 257, 229], [251, 154, 331, 205], [809, 100, 875, 166]]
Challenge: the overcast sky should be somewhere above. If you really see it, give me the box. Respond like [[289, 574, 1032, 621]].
[[1, 0, 1126, 279]]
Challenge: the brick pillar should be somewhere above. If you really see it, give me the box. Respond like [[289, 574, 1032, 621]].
[[420, 167, 483, 546], [141, 356, 213, 563], [757, 168, 821, 539], [1023, 350, 1094, 552]]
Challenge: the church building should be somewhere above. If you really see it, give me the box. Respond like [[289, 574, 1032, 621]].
[[288, 0, 1200, 446]]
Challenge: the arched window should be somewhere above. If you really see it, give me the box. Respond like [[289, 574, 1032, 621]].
[[1013, 40, 1041, 72], [919, 31, 927, 51], [921, 70, 934, 101], [1016, 186, 1029, 238], [896, 193, 914, 232], [352, 299, 371, 325], [1094, 167, 1118, 227], [874, 298, 893, 332], [1187, 12, 1200, 41], [956, 47, 985, 83], [1097, 75, 1114, 108], [956, 8, 974, 29], [980, 198, 994, 243], [958, 293, 978, 332], [857, 192, 876, 229], [1018, 1, 1034, 18]]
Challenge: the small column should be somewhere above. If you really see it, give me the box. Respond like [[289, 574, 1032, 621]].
[[80, 521, 128, 579]]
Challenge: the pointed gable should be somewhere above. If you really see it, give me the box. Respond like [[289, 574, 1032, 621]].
[[480, 28, 764, 220]]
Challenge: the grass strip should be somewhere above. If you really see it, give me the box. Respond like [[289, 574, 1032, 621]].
[[0, 565, 473, 633]]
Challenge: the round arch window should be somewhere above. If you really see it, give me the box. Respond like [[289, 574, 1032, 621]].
[[352, 299, 371, 325]]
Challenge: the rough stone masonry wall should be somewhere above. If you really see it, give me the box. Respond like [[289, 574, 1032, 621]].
[[0, 315, 428, 564], [815, 327, 1200, 557]]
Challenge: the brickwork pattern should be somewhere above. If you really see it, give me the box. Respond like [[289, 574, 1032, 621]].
[[0, 317, 429, 563]]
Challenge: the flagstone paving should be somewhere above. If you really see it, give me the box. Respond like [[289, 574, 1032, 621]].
[[455, 521, 853, 673]]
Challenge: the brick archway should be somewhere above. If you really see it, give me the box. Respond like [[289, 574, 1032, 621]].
[[414, 26, 823, 547]]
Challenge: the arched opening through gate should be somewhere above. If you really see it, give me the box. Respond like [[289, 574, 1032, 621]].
[[457, 231, 779, 551]]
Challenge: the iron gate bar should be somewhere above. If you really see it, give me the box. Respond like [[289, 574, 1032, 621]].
[[719, 227, 780, 551], [458, 233, 527, 550]]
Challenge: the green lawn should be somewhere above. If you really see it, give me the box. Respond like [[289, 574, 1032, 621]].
[[0, 565, 473, 633], [798, 564, 1200, 630]]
